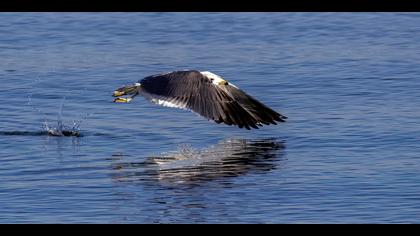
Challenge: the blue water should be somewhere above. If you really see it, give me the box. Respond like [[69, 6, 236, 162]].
[[1, 13, 420, 223]]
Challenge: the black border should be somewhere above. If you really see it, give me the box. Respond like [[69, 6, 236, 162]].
[[2, 0, 420, 12]]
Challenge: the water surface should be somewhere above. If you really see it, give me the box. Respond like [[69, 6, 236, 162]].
[[1, 13, 420, 223]]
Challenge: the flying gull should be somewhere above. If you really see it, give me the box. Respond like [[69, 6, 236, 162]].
[[112, 70, 287, 130]]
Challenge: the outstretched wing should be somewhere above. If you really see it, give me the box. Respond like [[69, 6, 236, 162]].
[[221, 85, 287, 125], [139, 70, 286, 129]]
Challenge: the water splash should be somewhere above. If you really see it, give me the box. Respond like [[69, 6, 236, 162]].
[[27, 77, 48, 123], [26, 80, 91, 137], [42, 97, 82, 137]]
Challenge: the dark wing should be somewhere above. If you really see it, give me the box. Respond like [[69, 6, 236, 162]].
[[139, 70, 285, 129], [221, 85, 287, 125]]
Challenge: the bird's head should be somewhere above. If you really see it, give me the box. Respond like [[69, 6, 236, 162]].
[[201, 71, 229, 86]]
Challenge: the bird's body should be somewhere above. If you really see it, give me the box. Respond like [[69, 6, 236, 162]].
[[113, 70, 287, 130]]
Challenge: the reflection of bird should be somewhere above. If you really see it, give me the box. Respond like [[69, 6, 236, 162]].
[[113, 70, 287, 129], [109, 138, 286, 184]]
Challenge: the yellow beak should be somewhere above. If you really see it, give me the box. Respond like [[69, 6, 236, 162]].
[[113, 91, 126, 97], [113, 97, 133, 103]]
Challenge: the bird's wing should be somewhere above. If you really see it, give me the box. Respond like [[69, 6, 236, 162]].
[[139, 70, 284, 129], [221, 85, 287, 125]]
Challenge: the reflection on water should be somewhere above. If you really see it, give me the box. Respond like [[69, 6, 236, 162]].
[[110, 138, 286, 185], [41, 134, 82, 161]]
